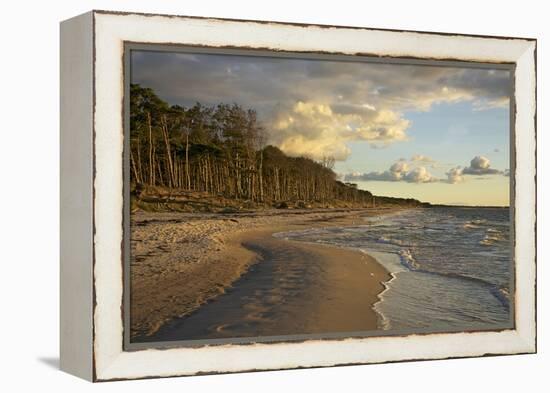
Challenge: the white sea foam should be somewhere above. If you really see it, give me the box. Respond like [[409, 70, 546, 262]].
[[361, 250, 403, 330], [398, 249, 420, 270], [463, 219, 488, 229], [480, 228, 505, 246]]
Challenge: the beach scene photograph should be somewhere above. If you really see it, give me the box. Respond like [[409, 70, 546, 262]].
[[127, 48, 513, 345]]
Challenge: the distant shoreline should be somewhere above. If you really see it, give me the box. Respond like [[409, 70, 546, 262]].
[[130, 207, 398, 340]]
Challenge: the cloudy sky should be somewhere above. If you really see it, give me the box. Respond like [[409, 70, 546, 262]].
[[132, 50, 511, 206]]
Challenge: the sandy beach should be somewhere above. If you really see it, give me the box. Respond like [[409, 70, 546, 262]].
[[130, 208, 395, 341]]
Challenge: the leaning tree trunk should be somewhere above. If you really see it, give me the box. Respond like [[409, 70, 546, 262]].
[[185, 129, 191, 190], [147, 112, 154, 186], [160, 116, 175, 188]]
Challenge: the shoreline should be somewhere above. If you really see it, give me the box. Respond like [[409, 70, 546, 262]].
[[130, 208, 399, 339]]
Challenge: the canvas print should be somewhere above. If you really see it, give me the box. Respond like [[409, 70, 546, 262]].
[[127, 49, 513, 345]]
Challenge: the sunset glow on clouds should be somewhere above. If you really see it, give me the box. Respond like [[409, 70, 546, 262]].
[[270, 101, 409, 160]]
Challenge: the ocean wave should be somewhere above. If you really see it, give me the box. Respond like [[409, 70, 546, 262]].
[[377, 236, 409, 248], [398, 249, 420, 270], [463, 219, 488, 229], [436, 270, 498, 288], [394, 253, 508, 300], [490, 285, 511, 310], [479, 229, 505, 246], [396, 261, 511, 312]]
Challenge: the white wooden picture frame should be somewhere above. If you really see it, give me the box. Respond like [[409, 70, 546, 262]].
[[60, 10, 536, 381]]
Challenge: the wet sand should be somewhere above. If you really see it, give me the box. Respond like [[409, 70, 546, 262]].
[[138, 226, 390, 342], [130, 209, 397, 340]]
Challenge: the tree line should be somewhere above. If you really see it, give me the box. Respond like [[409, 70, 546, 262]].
[[130, 84, 425, 208]]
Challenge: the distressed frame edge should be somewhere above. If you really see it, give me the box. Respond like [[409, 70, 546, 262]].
[[512, 40, 537, 353], [90, 11, 537, 381], [91, 9, 537, 42], [59, 11, 95, 381]]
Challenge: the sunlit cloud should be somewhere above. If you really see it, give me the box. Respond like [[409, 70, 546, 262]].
[[462, 156, 502, 175], [445, 166, 465, 184], [441, 156, 504, 184], [345, 160, 437, 184], [347, 154, 506, 185], [270, 101, 409, 160], [403, 167, 439, 183]]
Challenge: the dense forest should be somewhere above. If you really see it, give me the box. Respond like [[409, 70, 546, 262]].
[[129, 84, 428, 211]]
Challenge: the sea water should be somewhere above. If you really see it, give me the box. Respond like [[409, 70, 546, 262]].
[[274, 207, 512, 332]]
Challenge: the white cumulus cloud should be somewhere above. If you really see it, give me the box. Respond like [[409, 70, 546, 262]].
[[462, 155, 502, 175], [445, 166, 465, 184], [345, 160, 437, 183]]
